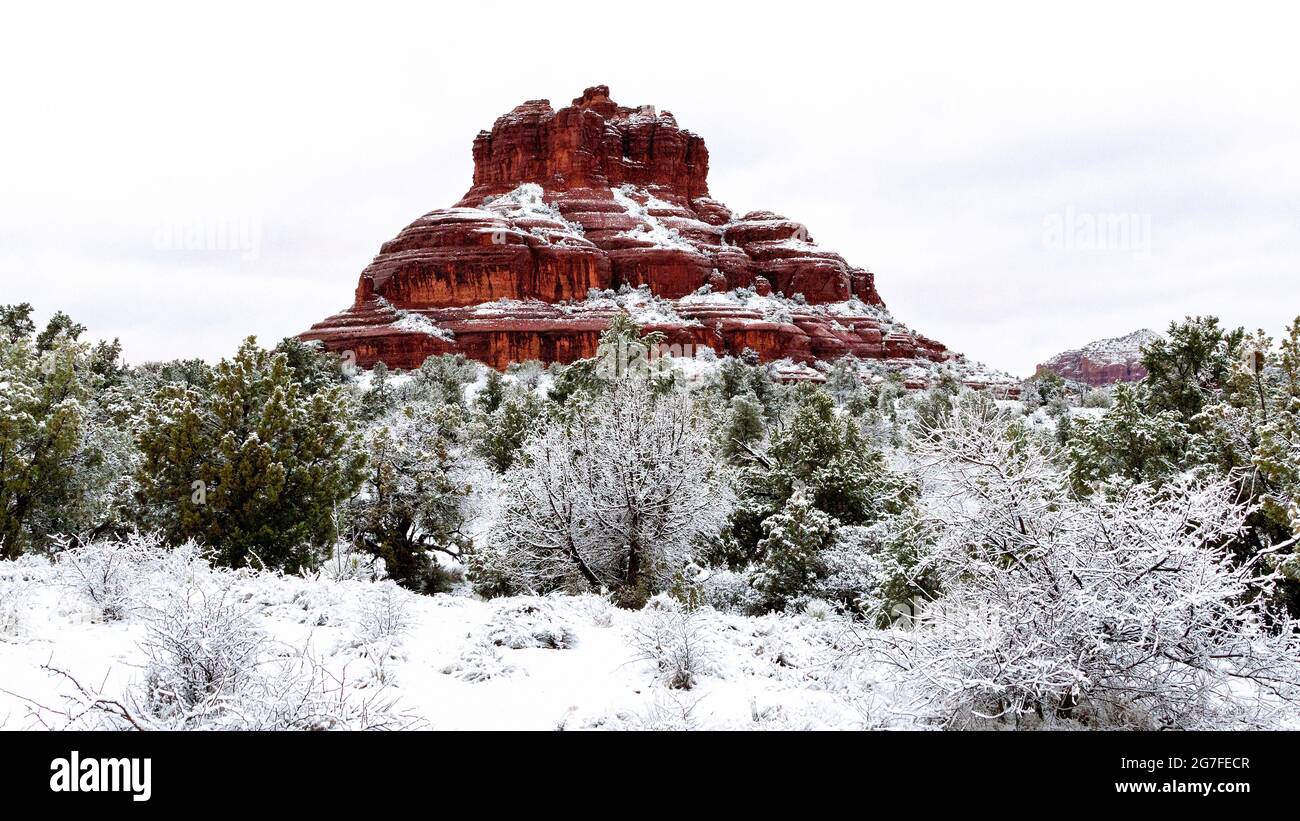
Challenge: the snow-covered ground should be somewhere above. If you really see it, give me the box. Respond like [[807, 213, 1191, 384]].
[[0, 552, 882, 731]]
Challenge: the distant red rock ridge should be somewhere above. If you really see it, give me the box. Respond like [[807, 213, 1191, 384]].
[[1037, 328, 1158, 387]]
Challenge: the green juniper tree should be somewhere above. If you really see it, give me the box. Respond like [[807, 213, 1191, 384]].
[[136, 337, 364, 571], [723, 383, 912, 570], [0, 306, 132, 556], [752, 488, 837, 609], [719, 392, 766, 463], [349, 401, 471, 590], [1066, 383, 1189, 496]]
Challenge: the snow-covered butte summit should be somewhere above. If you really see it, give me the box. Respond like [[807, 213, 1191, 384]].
[[1038, 328, 1159, 386], [301, 85, 989, 383]]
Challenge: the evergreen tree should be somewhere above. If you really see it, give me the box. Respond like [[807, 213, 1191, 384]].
[[35, 310, 87, 352], [0, 307, 132, 555], [1067, 383, 1189, 495], [1258, 319, 1300, 544], [136, 337, 364, 571], [475, 392, 541, 473], [476, 369, 506, 414], [724, 384, 912, 567], [350, 402, 470, 590], [824, 357, 861, 406], [1141, 315, 1244, 423], [0, 303, 36, 343], [273, 337, 346, 394], [408, 353, 477, 408], [359, 361, 396, 422], [0, 333, 87, 556], [720, 393, 765, 462], [752, 489, 836, 609]]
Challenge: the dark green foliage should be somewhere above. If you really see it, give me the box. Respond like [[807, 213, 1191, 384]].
[[35, 311, 87, 352], [547, 316, 677, 408], [349, 402, 470, 591], [1022, 368, 1068, 410], [273, 337, 348, 394], [135, 337, 365, 572], [0, 306, 138, 556], [720, 393, 766, 462], [409, 354, 478, 408], [359, 361, 397, 422], [751, 489, 837, 609], [474, 392, 542, 473], [0, 334, 90, 556], [1066, 384, 1189, 495], [911, 371, 964, 432], [477, 369, 506, 414], [1141, 316, 1244, 424], [0, 303, 36, 343], [723, 384, 912, 569]]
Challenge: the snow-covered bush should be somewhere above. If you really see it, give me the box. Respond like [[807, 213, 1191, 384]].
[[752, 489, 836, 610], [485, 596, 577, 649], [439, 640, 520, 682], [802, 599, 836, 622], [875, 400, 1300, 728], [141, 585, 263, 723], [627, 594, 716, 689], [834, 514, 940, 624], [46, 580, 419, 730], [481, 377, 730, 600], [698, 567, 763, 614], [55, 532, 173, 620], [0, 556, 46, 636], [356, 581, 413, 645], [319, 540, 386, 583], [571, 690, 705, 730], [570, 592, 616, 627]]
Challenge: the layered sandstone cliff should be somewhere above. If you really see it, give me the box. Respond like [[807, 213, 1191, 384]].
[[302, 85, 992, 385]]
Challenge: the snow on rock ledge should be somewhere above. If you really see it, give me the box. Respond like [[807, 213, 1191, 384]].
[[300, 85, 1010, 392]]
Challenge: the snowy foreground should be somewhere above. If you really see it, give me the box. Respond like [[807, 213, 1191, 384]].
[[3, 541, 1298, 731], [0, 549, 885, 731]]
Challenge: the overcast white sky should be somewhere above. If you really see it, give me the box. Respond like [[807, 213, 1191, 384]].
[[1, 1, 1297, 376]]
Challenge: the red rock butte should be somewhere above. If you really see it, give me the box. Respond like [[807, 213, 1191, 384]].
[[301, 85, 984, 384]]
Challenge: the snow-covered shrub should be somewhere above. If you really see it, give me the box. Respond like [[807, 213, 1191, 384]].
[[1081, 387, 1113, 408], [55, 532, 172, 620], [697, 567, 763, 614], [571, 690, 705, 730], [628, 594, 716, 689], [484, 596, 577, 649], [752, 489, 836, 610], [217, 653, 419, 730], [833, 514, 940, 624], [876, 401, 1300, 729], [570, 592, 616, 627], [356, 581, 413, 645], [45, 580, 419, 730], [0, 558, 45, 637], [287, 582, 340, 626], [440, 640, 521, 682], [483, 376, 730, 600], [141, 585, 264, 723], [802, 599, 836, 622], [319, 540, 386, 583]]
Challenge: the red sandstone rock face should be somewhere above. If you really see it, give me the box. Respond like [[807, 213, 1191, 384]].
[[1037, 329, 1157, 387], [302, 86, 984, 382]]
